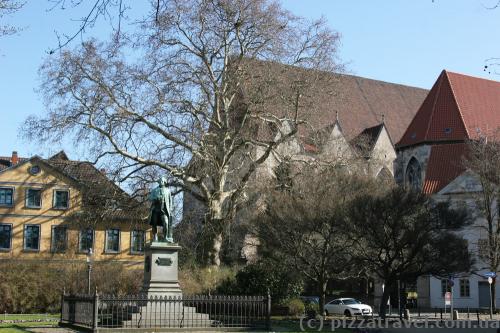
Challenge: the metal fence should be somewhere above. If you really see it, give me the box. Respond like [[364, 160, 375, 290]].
[[61, 292, 271, 331]]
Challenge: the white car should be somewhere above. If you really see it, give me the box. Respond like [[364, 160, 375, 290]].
[[324, 298, 373, 317]]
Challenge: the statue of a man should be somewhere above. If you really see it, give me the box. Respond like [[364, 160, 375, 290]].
[[148, 176, 173, 242]]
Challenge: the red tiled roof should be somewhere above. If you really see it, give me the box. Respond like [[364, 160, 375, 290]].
[[422, 143, 467, 194], [398, 70, 500, 147], [448, 71, 500, 139]]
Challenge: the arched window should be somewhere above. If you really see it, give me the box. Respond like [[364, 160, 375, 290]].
[[405, 157, 422, 191]]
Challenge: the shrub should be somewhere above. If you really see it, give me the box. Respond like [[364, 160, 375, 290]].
[[0, 260, 143, 313], [215, 260, 303, 303], [179, 266, 238, 295], [304, 301, 319, 319], [286, 298, 305, 317]]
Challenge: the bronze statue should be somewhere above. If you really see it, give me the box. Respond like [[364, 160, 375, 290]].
[[148, 176, 173, 242]]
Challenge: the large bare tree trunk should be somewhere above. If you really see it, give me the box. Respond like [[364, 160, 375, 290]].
[[319, 280, 327, 316], [205, 196, 227, 266], [209, 232, 223, 267]]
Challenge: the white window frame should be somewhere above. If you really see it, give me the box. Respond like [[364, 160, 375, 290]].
[[440, 279, 452, 297], [52, 189, 70, 210], [459, 279, 470, 298], [0, 223, 13, 251], [78, 228, 94, 253], [105, 228, 121, 253], [130, 230, 145, 254], [25, 187, 42, 209], [0, 187, 14, 207], [23, 224, 41, 251]]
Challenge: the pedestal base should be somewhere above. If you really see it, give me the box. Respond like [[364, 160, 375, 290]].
[[142, 242, 182, 298]]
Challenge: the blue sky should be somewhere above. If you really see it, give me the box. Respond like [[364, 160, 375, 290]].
[[1, 0, 500, 159]]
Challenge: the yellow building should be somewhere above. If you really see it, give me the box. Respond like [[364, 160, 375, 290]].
[[0, 151, 149, 268]]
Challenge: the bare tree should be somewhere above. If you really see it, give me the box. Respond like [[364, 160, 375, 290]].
[[22, 0, 341, 266], [0, 0, 24, 37], [464, 134, 500, 310], [46, 0, 128, 53]]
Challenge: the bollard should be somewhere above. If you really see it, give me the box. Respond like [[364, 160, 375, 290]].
[[453, 310, 459, 320], [467, 307, 470, 319], [440, 308, 443, 320], [477, 309, 480, 324]]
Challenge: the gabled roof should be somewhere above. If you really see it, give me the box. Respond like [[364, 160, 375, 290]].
[[351, 123, 385, 152], [244, 60, 428, 144], [398, 70, 500, 147], [46, 153, 110, 189], [422, 143, 467, 194]]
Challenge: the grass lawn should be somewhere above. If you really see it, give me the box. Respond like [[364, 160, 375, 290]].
[[0, 315, 58, 321], [0, 321, 58, 333]]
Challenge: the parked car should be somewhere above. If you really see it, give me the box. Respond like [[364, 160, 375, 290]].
[[324, 298, 372, 317], [299, 296, 320, 304]]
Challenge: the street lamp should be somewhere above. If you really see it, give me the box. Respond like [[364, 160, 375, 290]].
[[86, 248, 93, 294]]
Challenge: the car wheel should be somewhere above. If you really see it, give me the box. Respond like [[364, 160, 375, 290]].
[[344, 309, 352, 317]]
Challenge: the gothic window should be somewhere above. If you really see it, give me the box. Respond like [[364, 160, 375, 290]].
[[405, 157, 422, 191]]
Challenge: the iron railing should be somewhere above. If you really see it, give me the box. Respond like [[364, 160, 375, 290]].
[[61, 292, 271, 331]]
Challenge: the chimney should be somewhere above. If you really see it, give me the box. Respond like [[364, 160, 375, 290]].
[[11, 151, 18, 166], [100, 168, 106, 174]]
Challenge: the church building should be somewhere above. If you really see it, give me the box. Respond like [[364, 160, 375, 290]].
[[395, 70, 500, 308]]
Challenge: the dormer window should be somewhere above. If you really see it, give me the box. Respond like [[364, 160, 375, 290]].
[[444, 128, 452, 134], [410, 133, 417, 139]]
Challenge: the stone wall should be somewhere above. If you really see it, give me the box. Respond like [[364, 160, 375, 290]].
[[394, 145, 431, 185]]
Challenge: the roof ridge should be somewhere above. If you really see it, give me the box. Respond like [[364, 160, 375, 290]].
[[344, 73, 429, 91], [444, 69, 500, 85], [244, 58, 429, 90], [343, 72, 428, 91], [444, 70, 471, 139]]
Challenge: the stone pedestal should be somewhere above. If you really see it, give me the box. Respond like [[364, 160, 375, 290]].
[[142, 242, 182, 298]]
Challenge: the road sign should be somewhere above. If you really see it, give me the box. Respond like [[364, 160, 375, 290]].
[[484, 272, 497, 278], [488, 277, 493, 284], [445, 292, 451, 306]]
